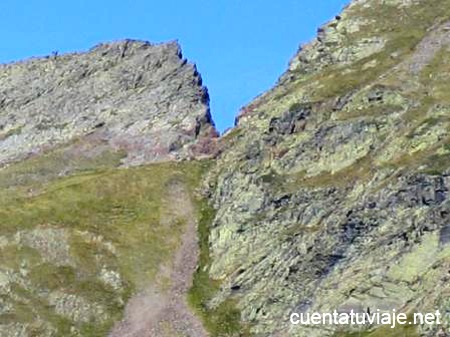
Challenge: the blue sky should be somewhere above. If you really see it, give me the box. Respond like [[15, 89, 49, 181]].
[[0, 0, 349, 132]]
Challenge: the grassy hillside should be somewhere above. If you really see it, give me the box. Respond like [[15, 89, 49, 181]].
[[0, 148, 211, 336]]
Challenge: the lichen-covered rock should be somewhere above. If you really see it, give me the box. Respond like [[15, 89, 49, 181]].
[[0, 323, 28, 337], [204, 0, 450, 336], [49, 291, 108, 323], [0, 40, 217, 167], [15, 228, 73, 266]]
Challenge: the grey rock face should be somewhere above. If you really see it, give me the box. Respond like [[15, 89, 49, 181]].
[[205, 0, 450, 336], [0, 39, 217, 167]]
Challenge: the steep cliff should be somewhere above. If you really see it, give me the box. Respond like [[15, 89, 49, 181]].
[[0, 40, 216, 168], [204, 0, 450, 336]]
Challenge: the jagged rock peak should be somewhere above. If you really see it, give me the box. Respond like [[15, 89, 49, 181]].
[[0, 39, 217, 167]]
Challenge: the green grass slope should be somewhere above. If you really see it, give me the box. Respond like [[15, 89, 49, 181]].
[[0, 148, 212, 336]]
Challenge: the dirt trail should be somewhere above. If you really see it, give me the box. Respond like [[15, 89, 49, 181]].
[[109, 181, 208, 337]]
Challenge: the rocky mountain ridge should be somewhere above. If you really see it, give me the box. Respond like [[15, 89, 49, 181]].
[[1, 0, 450, 336], [207, 0, 450, 336], [0, 40, 217, 168]]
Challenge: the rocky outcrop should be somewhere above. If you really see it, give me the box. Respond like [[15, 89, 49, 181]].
[[205, 0, 450, 336], [0, 40, 216, 337], [0, 40, 217, 167]]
